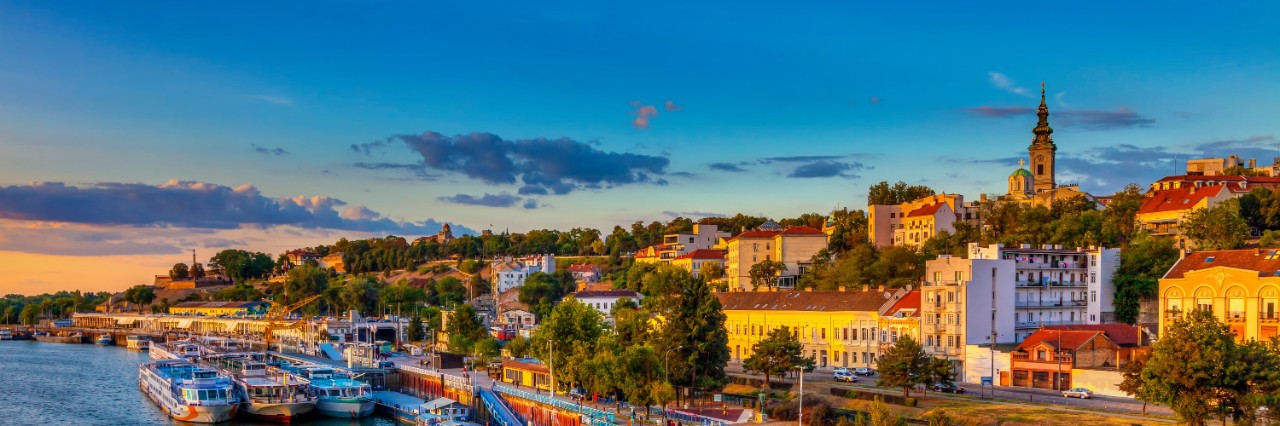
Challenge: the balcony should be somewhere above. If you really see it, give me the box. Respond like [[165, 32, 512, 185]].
[[927, 346, 962, 357], [1165, 309, 1183, 320], [1263, 313, 1280, 323], [1012, 352, 1073, 364], [1015, 300, 1087, 309], [1015, 320, 1086, 329], [925, 280, 961, 287], [1227, 311, 1247, 323]]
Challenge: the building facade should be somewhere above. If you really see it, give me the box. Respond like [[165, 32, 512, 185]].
[[723, 225, 827, 291], [1009, 329, 1119, 391], [170, 301, 270, 316], [868, 194, 978, 248], [969, 243, 1121, 338], [877, 289, 921, 357], [1160, 249, 1280, 342], [671, 249, 726, 278], [492, 254, 556, 294], [717, 290, 905, 370], [1137, 184, 1242, 247], [570, 290, 642, 319]]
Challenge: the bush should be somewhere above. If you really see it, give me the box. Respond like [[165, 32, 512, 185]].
[[765, 396, 836, 425], [730, 374, 793, 390], [830, 387, 917, 407]]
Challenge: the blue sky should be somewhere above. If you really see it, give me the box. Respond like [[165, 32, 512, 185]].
[[0, 2, 1277, 292]]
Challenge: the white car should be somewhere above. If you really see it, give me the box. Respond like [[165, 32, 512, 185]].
[[1063, 387, 1094, 399], [834, 371, 858, 382]]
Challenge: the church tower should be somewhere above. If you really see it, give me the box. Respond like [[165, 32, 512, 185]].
[[1028, 82, 1057, 192]]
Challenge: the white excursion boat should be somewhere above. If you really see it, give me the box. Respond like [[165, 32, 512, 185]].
[[138, 359, 240, 423], [294, 366, 374, 418], [214, 355, 316, 421], [95, 333, 113, 345], [150, 340, 206, 360], [125, 335, 151, 351], [0, 328, 13, 340]]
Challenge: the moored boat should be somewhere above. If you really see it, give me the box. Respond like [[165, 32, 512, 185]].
[[125, 335, 151, 351], [95, 333, 113, 345], [150, 339, 205, 360], [214, 355, 316, 422], [0, 328, 12, 340], [298, 366, 374, 418], [138, 359, 239, 423], [35, 331, 81, 344]]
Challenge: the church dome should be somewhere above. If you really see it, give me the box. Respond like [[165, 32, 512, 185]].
[[756, 220, 784, 232], [1010, 168, 1033, 179]]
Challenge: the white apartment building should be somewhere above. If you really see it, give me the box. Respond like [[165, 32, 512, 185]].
[[658, 224, 731, 261], [920, 243, 1121, 383], [492, 254, 556, 294]]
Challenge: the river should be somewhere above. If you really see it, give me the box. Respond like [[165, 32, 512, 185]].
[[0, 340, 400, 426]]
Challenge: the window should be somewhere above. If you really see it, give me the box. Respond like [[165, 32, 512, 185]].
[[1091, 291, 1097, 302], [955, 271, 964, 282], [1037, 164, 1044, 175], [933, 272, 942, 282]]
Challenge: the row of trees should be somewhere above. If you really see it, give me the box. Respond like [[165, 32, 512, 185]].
[[0, 291, 112, 325]]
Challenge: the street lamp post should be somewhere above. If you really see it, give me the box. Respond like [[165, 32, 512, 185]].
[[797, 366, 804, 426]]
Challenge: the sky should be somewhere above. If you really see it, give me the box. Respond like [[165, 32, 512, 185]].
[[1, 2, 1277, 294]]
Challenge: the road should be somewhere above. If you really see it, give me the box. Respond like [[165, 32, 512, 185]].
[[725, 364, 1173, 419]]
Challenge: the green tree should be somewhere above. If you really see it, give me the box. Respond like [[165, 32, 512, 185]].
[[284, 265, 329, 305], [190, 262, 206, 278], [19, 304, 39, 325], [742, 325, 805, 389], [1113, 233, 1179, 324], [1119, 353, 1149, 415], [505, 335, 531, 358], [1181, 199, 1250, 250], [1139, 309, 1250, 425], [445, 304, 487, 354], [1260, 230, 1280, 248], [169, 263, 190, 280], [407, 315, 425, 341], [868, 181, 935, 205], [877, 335, 930, 397], [748, 260, 787, 291], [1222, 165, 1266, 176], [124, 285, 157, 312], [519, 271, 569, 319], [699, 261, 726, 282], [658, 272, 731, 399]]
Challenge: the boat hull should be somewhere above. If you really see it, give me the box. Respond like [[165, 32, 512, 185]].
[[95, 338, 112, 345], [242, 400, 316, 421], [316, 399, 375, 418]]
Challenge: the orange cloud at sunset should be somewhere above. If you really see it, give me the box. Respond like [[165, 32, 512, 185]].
[[0, 251, 179, 295]]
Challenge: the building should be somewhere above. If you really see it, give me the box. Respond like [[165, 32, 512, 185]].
[[723, 225, 827, 291], [320, 252, 347, 273], [717, 289, 905, 370], [566, 263, 602, 283], [570, 290, 642, 319], [877, 289, 921, 356], [969, 243, 1121, 338], [1149, 174, 1280, 192], [635, 224, 730, 265], [1039, 323, 1150, 369], [869, 193, 979, 248], [491, 254, 555, 294], [1159, 249, 1280, 342], [1009, 329, 1119, 391], [998, 84, 1102, 209], [285, 249, 320, 266], [671, 249, 725, 278], [1187, 155, 1280, 177], [1136, 184, 1242, 246], [413, 223, 455, 245], [496, 288, 537, 331], [170, 301, 270, 316]]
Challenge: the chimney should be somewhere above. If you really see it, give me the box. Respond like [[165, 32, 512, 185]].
[[837, 286, 846, 292], [804, 287, 813, 292], [862, 284, 869, 292], [877, 285, 885, 292], [1251, 158, 1258, 168]]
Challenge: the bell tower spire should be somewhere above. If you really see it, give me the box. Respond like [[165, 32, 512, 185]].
[[1028, 81, 1057, 192]]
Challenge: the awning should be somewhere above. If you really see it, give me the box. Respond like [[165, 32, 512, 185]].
[[116, 318, 137, 325], [175, 319, 193, 329]]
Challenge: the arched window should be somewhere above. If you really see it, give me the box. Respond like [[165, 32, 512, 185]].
[[1037, 164, 1044, 175]]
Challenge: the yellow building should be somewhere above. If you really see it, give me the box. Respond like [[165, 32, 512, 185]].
[[1160, 249, 1280, 342], [717, 289, 905, 370], [869, 193, 976, 248], [877, 289, 921, 355], [723, 224, 828, 291], [1136, 184, 1239, 247], [633, 244, 667, 264], [670, 249, 725, 278], [169, 301, 270, 316]]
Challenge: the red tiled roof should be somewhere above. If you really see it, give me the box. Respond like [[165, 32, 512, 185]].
[[905, 203, 946, 218], [727, 230, 780, 241], [1015, 330, 1107, 352], [1137, 185, 1233, 215], [779, 226, 826, 235], [715, 291, 892, 312], [635, 244, 671, 258], [674, 249, 725, 260], [881, 290, 920, 318], [572, 290, 641, 299], [1156, 174, 1280, 184], [1040, 323, 1144, 347], [1164, 249, 1280, 279]]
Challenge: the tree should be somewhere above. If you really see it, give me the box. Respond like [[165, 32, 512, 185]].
[[658, 273, 731, 400], [190, 262, 206, 278], [19, 304, 39, 325], [407, 315, 425, 342], [877, 335, 930, 397], [529, 298, 605, 390], [169, 263, 190, 280], [1181, 199, 1250, 250], [1139, 309, 1243, 425], [1222, 165, 1266, 176], [1113, 233, 1179, 324], [284, 265, 329, 305], [519, 271, 569, 319], [868, 181, 936, 205], [445, 304, 487, 354], [748, 260, 788, 291], [742, 325, 805, 390], [505, 335, 531, 358], [699, 262, 725, 281], [1119, 352, 1150, 415], [124, 285, 156, 312]]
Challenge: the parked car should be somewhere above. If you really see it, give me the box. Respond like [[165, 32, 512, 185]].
[[834, 371, 858, 382], [854, 367, 874, 376], [933, 382, 966, 393], [833, 367, 850, 374], [1062, 387, 1094, 399]]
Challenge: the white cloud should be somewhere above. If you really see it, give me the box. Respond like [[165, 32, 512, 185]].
[[988, 72, 1030, 96]]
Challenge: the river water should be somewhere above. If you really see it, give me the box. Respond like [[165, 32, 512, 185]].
[[0, 340, 399, 426]]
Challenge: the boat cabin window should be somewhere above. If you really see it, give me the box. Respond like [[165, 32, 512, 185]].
[[194, 371, 216, 379]]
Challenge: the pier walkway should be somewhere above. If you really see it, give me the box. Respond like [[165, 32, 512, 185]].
[[479, 389, 524, 426]]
